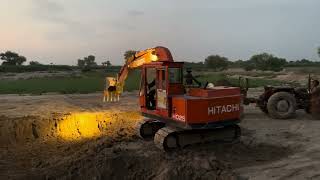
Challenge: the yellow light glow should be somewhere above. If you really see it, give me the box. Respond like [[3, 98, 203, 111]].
[[151, 54, 158, 61], [58, 112, 104, 140], [56, 111, 142, 141]]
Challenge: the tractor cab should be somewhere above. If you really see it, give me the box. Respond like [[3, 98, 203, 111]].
[[139, 61, 185, 117]]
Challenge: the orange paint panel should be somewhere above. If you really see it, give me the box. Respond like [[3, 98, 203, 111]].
[[188, 87, 240, 97], [186, 95, 241, 124], [172, 94, 241, 124], [168, 84, 185, 95], [172, 97, 187, 123]]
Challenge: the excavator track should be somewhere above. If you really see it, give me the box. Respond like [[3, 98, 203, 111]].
[[154, 125, 241, 151], [154, 126, 179, 151], [136, 119, 165, 139]]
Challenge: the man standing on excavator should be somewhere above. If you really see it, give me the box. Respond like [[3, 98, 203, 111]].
[[184, 68, 201, 87], [147, 78, 156, 109]]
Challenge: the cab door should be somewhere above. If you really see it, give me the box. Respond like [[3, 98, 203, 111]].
[[139, 67, 147, 108], [156, 68, 169, 116], [140, 67, 157, 110]]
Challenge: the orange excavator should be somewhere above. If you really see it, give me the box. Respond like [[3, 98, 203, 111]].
[[108, 46, 242, 150]]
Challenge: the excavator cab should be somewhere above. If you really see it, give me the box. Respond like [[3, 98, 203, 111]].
[[139, 62, 185, 113]]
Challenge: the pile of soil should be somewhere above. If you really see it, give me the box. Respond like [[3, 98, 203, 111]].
[[0, 111, 142, 146], [35, 144, 237, 180]]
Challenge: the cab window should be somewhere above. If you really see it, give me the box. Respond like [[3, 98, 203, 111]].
[[168, 68, 182, 83], [157, 69, 166, 89]]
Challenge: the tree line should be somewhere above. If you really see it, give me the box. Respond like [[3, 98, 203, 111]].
[[189, 47, 320, 72], [1, 48, 320, 73]]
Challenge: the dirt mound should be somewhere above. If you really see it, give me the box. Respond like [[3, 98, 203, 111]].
[[29, 143, 237, 180], [0, 111, 142, 146]]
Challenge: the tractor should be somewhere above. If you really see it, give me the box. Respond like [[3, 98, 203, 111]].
[[240, 75, 319, 119]]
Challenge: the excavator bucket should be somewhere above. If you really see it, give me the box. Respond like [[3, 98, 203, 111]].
[[103, 77, 122, 102]]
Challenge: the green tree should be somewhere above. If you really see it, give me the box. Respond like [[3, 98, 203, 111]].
[[318, 47, 320, 58], [204, 55, 229, 71], [29, 61, 41, 65], [102, 60, 112, 67], [106, 60, 111, 67], [248, 53, 287, 72], [243, 63, 255, 71], [0, 51, 26, 65], [84, 55, 97, 67], [124, 50, 137, 60], [77, 55, 97, 71], [77, 59, 85, 67], [232, 59, 244, 68]]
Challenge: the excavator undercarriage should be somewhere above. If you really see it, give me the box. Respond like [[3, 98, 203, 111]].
[[137, 119, 241, 151]]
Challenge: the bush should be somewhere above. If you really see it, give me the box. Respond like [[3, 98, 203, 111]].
[[286, 59, 320, 67], [205, 55, 229, 71], [247, 53, 287, 72], [243, 63, 255, 71]]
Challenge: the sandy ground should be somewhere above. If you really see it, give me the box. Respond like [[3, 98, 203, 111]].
[[273, 72, 320, 85], [0, 90, 320, 179]]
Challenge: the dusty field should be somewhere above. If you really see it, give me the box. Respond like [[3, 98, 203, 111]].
[[0, 90, 320, 179], [226, 68, 320, 86]]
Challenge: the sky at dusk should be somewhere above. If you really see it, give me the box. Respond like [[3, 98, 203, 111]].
[[0, 0, 320, 65]]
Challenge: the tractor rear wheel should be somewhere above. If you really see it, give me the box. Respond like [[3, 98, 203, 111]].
[[267, 92, 297, 119]]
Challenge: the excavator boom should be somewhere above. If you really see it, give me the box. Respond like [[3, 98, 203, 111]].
[[108, 46, 173, 94]]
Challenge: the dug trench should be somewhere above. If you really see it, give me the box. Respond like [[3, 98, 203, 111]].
[[0, 92, 309, 179]]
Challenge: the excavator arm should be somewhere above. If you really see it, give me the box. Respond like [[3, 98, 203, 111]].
[[108, 46, 174, 94]]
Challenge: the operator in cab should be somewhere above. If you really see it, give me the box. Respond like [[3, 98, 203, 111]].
[[147, 79, 156, 109]]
